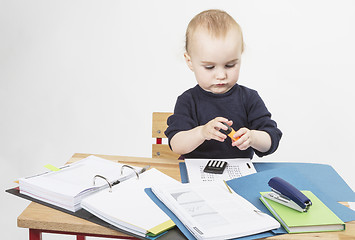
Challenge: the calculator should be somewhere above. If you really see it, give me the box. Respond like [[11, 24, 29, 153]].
[[203, 160, 228, 174]]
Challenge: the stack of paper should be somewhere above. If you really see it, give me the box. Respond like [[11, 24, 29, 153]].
[[151, 182, 280, 240], [81, 168, 180, 237], [19, 155, 142, 212]]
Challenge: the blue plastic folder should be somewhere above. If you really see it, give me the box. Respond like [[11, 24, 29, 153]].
[[180, 162, 355, 202], [178, 162, 355, 236], [253, 162, 355, 202]]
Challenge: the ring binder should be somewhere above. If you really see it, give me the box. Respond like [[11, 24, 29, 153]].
[[92, 164, 149, 193], [15, 156, 149, 212], [93, 175, 113, 192], [121, 165, 140, 180]]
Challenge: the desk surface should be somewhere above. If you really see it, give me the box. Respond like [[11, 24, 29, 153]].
[[17, 153, 355, 239]]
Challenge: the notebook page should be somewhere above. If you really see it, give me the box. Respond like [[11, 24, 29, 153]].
[[20, 155, 142, 197], [81, 168, 180, 236]]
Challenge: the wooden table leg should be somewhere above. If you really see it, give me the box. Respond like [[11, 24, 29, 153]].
[[29, 229, 42, 240]]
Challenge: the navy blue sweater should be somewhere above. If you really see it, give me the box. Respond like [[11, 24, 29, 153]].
[[165, 84, 282, 159]]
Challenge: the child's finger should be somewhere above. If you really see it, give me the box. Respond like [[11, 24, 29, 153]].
[[215, 122, 227, 131], [214, 116, 229, 123], [232, 128, 250, 149], [214, 119, 229, 131], [226, 120, 233, 126], [234, 127, 248, 138], [237, 139, 251, 150], [232, 137, 244, 147], [213, 130, 227, 142]]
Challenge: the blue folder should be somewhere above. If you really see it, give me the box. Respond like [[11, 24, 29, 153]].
[[174, 162, 355, 237], [180, 162, 355, 202]]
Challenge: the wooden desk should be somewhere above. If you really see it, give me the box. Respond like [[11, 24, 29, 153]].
[[17, 153, 355, 240]]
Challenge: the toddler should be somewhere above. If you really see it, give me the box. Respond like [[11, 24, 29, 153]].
[[165, 9, 282, 159]]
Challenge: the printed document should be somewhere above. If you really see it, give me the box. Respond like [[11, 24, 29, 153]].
[[151, 182, 280, 240], [185, 158, 256, 183]]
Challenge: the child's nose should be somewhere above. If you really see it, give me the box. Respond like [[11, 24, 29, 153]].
[[216, 69, 227, 80]]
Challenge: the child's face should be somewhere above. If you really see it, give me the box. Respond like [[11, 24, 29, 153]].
[[185, 28, 243, 94]]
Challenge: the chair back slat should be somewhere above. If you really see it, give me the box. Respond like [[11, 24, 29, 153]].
[[152, 112, 172, 138], [152, 112, 180, 159]]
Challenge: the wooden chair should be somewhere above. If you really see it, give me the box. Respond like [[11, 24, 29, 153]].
[[152, 112, 181, 159]]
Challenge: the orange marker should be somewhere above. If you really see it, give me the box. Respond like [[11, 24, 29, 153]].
[[221, 122, 240, 142]]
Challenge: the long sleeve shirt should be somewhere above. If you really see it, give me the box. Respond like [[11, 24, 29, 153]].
[[165, 84, 282, 159]]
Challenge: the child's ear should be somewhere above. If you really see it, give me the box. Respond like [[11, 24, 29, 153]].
[[184, 52, 194, 71]]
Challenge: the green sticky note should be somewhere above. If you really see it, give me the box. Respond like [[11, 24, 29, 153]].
[[44, 164, 61, 172]]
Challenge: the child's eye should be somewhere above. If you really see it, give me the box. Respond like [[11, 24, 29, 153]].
[[225, 63, 236, 68], [204, 65, 215, 70]]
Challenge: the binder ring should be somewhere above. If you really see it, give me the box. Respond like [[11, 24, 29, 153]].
[[121, 165, 139, 180], [93, 175, 113, 192]]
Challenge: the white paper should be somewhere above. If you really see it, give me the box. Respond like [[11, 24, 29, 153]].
[[185, 158, 256, 183], [348, 202, 355, 211], [151, 182, 280, 240], [81, 168, 180, 236], [19, 155, 143, 212]]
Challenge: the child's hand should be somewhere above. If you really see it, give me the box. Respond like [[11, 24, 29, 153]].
[[231, 128, 272, 153], [231, 127, 253, 150], [201, 117, 233, 142]]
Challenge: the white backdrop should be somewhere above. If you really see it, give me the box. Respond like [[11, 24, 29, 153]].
[[1, 1, 354, 239]]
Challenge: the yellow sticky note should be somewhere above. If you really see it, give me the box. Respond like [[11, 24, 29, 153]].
[[147, 219, 175, 236], [44, 164, 61, 172]]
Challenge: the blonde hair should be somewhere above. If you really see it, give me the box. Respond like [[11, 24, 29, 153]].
[[185, 9, 244, 54]]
